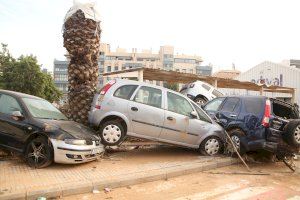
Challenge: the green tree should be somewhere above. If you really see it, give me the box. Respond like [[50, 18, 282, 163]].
[[164, 82, 179, 91], [0, 44, 62, 102], [42, 73, 62, 103]]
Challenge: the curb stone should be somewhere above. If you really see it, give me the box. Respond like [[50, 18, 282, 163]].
[[2, 158, 239, 199]]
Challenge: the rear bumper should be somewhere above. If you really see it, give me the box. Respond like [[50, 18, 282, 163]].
[[50, 139, 105, 164]]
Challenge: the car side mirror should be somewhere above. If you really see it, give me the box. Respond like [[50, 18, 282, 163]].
[[12, 111, 24, 119], [190, 111, 198, 119]]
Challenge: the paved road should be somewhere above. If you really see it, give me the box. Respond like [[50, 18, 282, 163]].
[[0, 145, 236, 199], [66, 160, 300, 200]]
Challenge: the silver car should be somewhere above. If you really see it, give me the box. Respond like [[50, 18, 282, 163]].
[[89, 79, 225, 155]]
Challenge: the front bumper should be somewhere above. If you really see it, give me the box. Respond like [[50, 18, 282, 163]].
[[50, 139, 105, 164]]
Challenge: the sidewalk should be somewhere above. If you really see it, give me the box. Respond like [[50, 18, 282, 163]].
[[0, 146, 239, 200]]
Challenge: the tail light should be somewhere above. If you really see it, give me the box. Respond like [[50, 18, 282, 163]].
[[100, 80, 116, 95], [262, 99, 271, 127], [95, 80, 116, 109]]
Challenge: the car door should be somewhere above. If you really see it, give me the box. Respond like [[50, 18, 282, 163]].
[[127, 86, 164, 139], [217, 97, 240, 129], [203, 97, 226, 117], [159, 91, 198, 145], [184, 101, 215, 145], [0, 94, 28, 151]]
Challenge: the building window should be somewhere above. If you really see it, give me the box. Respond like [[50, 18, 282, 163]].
[[182, 69, 186, 73], [107, 66, 111, 72], [114, 66, 119, 71], [189, 69, 193, 74]]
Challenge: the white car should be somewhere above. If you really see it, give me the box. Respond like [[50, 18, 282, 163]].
[[180, 81, 223, 105]]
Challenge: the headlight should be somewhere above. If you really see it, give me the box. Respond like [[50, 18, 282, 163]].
[[64, 139, 87, 145]]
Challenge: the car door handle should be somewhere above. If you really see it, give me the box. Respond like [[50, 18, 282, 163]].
[[230, 114, 237, 117], [167, 116, 174, 121], [131, 107, 138, 111]]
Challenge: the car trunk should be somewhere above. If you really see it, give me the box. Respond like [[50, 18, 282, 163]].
[[271, 99, 299, 120]]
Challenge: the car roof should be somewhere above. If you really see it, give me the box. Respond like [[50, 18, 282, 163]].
[[221, 95, 267, 99], [114, 79, 189, 98], [0, 89, 42, 100]]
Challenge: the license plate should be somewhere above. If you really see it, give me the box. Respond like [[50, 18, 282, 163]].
[[91, 148, 103, 154]]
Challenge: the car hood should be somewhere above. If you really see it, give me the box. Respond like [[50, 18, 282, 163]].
[[39, 119, 99, 140]]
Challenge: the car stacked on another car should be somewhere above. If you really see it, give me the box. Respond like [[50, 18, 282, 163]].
[[180, 80, 223, 105], [0, 90, 104, 168], [89, 79, 226, 156], [203, 95, 300, 155]]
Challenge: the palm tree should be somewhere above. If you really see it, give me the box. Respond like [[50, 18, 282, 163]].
[[63, 10, 101, 125]]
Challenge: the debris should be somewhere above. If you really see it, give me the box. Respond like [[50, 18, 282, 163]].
[[126, 186, 132, 189], [92, 189, 100, 194], [36, 197, 47, 200], [104, 187, 111, 193], [205, 171, 271, 176]]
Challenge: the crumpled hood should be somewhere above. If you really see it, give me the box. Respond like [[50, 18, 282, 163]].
[[39, 119, 98, 140]]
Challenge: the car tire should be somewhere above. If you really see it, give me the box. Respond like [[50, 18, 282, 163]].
[[283, 120, 300, 148], [194, 96, 208, 105], [226, 129, 246, 156], [99, 120, 125, 146], [200, 136, 223, 156], [25, 136, 53, 168]]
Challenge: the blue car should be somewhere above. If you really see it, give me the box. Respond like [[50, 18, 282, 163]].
[[203, 96, 300, 154]]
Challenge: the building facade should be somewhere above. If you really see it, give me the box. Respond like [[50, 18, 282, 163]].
[[100, 44, 210, 86], [54, 43, 211, 96], [219, 61, 300, 105]]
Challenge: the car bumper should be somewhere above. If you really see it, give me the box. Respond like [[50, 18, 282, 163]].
[[50, 139, 105, 164]]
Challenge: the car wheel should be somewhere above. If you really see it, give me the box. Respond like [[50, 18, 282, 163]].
[[226, 129, 246, 156], [200, 136, 223, 156], [283, 120, 300, 148], [99, 120, 125, 146], [25, 136, 53, 168], [194, 96, 208, 105]]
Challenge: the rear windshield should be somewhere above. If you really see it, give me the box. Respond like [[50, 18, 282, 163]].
[[272, 101, 299, 119], [113, 85, 138, 100], [212, 89, 223, 97], [244, 98, 264, 115]]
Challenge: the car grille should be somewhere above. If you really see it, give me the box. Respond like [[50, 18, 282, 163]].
[[86, 139, 93, 145]]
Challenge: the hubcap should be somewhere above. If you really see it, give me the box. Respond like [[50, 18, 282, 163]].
[[28, 142, 47, 166], [103, 124, 121, 143], [205, 138, 220, 155], [231, 135, 240, 151], [294, 125, 300, 144]]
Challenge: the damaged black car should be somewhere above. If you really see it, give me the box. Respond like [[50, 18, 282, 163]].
[[0, 90, 104, 168]]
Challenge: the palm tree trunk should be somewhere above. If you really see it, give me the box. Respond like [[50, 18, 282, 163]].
[[63, 10, 101, 124]]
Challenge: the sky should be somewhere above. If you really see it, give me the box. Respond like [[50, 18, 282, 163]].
[[1, 0, 300, 73]]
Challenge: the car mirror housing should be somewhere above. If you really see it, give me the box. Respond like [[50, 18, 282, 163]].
[[12, 111, 24, 119], [190, 111, 198, 119]]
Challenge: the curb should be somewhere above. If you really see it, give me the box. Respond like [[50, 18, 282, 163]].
[[1, 157, 239, 200]]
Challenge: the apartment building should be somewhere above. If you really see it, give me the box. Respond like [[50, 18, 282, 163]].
[[54, 43, 211, 96], [100, 44, 210, 86]]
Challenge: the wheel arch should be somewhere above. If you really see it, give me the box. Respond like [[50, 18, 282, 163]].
[[98, 114, 129, 134], [23, 132, 53, 153]]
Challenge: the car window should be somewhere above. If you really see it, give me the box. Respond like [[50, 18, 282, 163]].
[[167, 92, 194, 116], [133, 86, 162, 108], [114, 85, 138, 100], [245, 98, 264, 115], [204, 97, 225, 111], [221, 98, 240, 113], [202, 84, 211, 91], [212, 89, 223, 97], [191, 101, 211, 123], [0, 94, 22, 115]]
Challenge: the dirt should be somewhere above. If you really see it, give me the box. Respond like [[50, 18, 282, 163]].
[[66, 161, 300, 200]]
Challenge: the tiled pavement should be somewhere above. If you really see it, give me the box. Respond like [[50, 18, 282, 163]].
[[0, 146, 239, 199]]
